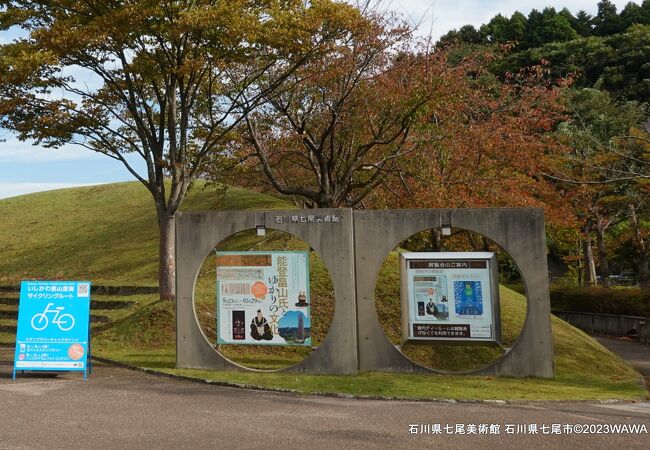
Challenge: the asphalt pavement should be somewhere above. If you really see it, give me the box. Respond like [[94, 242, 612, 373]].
[[0, 346, 649, 449], [595, 336, 650, 378]]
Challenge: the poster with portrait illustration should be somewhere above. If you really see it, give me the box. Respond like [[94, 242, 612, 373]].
[[401, 252, 501, 344], [216, 251, 311, 346]]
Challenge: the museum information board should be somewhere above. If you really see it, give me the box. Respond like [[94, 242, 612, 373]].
[[400, 252, 501, 344]]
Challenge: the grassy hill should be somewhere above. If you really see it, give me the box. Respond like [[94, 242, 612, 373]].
[[0, 182, 290, 285], [0, 182, 645, 400]]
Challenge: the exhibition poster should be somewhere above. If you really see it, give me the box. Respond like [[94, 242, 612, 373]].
[[216, 251, 311, 346]]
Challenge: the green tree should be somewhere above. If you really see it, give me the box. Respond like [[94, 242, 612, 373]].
[[593, 0, 625, 36], [457, 24, 483, 44], [0, 0, 363, 300], [438, 25, 482, 46], [573, 10, 594, 36], [523, 8, 545, 48], [508, 11, 527, 44], [548, 88, 649, 287], [620, 1, 649, 28], [480, 14, 510, 43], [539, 7, 578, 44], [494, 25, 650, 103]]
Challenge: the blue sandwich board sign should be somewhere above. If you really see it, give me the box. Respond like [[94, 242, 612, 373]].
[[13, 281, 92, 380]]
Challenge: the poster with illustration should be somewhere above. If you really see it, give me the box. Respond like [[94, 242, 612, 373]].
[[454, 281, 484, 317], [216, 251, 311, 346], [412, 275, 449, 320]]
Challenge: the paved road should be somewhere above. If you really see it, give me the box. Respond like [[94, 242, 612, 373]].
[[0, 351, 648, 450], [595, 336, 650, 378]]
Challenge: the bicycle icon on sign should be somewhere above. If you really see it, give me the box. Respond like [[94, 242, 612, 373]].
[[30, 303, 75, 331]]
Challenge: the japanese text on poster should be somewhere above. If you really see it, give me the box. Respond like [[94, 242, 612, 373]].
[[401, 253, 498, 343], [13, 281, 91, 376], [216, 252, 311, 346]]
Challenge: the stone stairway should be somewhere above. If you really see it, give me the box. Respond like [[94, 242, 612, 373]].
[[0, 287, 155, 342]]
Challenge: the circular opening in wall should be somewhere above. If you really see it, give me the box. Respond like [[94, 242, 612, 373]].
[[193, 228, 335, 371], [374, 227, 527, 373]]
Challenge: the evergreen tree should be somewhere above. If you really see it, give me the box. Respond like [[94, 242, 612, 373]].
[[481, 14, 510, 43], [620, 1, 649, 27], [574, 10, 594, 36], [593, 0, 624, 35], [540, 7, 578, 43], [524, 9, 546, 48], [457, 24, 483, 44], [508, 11, 528, 43]]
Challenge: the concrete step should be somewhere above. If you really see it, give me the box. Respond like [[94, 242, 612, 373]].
[[90, 300, 135, 310]]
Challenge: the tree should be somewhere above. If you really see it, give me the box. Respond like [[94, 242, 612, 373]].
[[375, 56, 573, 220], [364, 55, 575, 256], [593, 0, 625, 36], [539, 7, 578, 44], [480, 14, 510, 44], [523, 9, 545, 48], [494, 25, 650, 103], [573, 10, 594, 36], [508, 11, 528, 44], [628, 200, 649, 289], [457, 25, 483, 44], [229, 13, 438, 208], [620, 1, 648, 28], [438, 25, 482, 46], [547, 88, 649, 286], [0, 0, 364, 300]]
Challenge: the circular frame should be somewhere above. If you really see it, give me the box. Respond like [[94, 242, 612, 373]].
[[176, 209, 358, 374], [353, 208, 554, 378], [372, 225, 527, 375], [192, 227, 334, 372]]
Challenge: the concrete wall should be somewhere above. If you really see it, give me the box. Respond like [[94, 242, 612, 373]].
[[175, 209, 358, 374], [353, 209, 554, 378], [554, 311, 650, 345], [176, 208, 555, 378]]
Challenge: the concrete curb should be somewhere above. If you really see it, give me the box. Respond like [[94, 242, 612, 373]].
[[90, 355, 648, 406]]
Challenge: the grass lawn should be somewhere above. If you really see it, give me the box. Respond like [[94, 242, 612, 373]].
[[0, 181, 290, 286], [92, 287, 647, 401], [97, 348, 646, 401]]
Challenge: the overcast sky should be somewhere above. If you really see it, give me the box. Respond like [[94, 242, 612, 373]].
[[0, 0, 639, 199]]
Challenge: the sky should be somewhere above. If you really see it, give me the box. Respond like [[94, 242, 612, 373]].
[[0, 0, 639, 199]]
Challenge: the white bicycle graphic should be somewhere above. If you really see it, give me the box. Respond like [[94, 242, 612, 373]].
[[30, 303, 75, 331]]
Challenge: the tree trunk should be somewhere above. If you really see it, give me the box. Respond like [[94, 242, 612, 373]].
[[429, 228, 443, 251], [640, 259, 650, 291], [582, 238, 597, 286], [629, 204, 649, 291], [481, 236, 491, 252], [158, 212, 176, 301], [595, 227, 610, 287]]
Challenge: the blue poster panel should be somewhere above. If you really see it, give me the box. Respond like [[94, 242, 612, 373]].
[[13, 281, 91, 378]]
